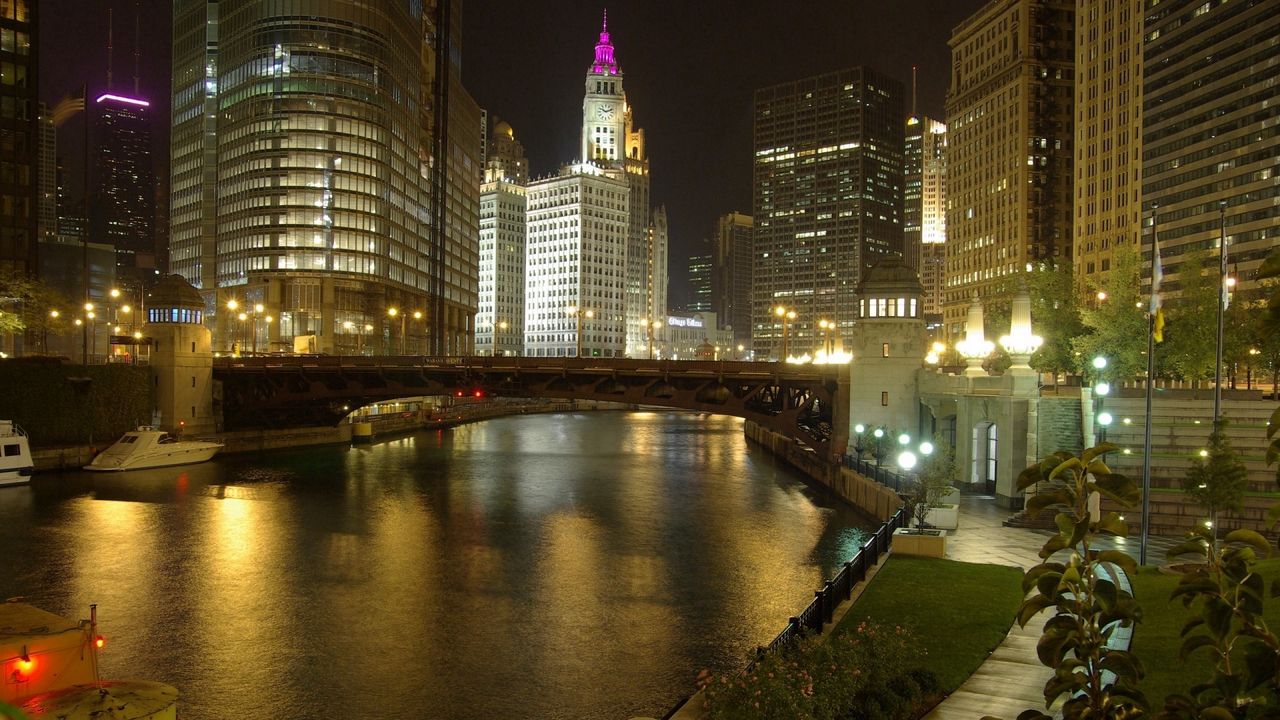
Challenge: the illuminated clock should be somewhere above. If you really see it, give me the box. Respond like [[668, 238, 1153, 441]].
[[595, 104, 616, 121]]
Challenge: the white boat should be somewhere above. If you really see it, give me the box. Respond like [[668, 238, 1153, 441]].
[[85, 426, 223, 472], [0, 420, 34, 487]]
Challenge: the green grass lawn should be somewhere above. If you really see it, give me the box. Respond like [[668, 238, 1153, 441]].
[[1131, 557, 1280, 708], [834, 555, 1024, 692]]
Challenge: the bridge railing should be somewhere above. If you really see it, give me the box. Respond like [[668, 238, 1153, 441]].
[[844, 455, 916, 494]]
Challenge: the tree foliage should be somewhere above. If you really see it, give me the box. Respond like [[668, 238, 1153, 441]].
[[1161, 249, 1219, 386], [1012, 443, 1147, 719], [0, 276, 73, 353], [1181, 422, 1249, 543], [1073, 246, 1148, 383], [1028, 261, 1086, 379]]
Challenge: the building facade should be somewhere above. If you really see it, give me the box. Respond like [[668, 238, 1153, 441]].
[[686, 248, 712, 313], [523, 165, 629, 358], [752, 68, 904, 360], [904, 116, 947, 317], [169, 0, 480, 355], [0, 0, 35, 276], [476, 178, 526, 356], [1143, 0, 1279, 301], [484, 118, 528, 185], [92, 92, 156, 292], [944, 0, 1074, 337], [713, 212, 752, 345], [1074, 0, 1142, 290]]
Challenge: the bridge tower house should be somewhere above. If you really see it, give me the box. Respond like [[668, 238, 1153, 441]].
[[144, 274, 216, 435], [846, 257, 927, 443]]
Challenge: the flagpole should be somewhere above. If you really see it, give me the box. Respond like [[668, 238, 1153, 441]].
[[1141, 209, 1158, 566], [1214, 201, 1227, 428]]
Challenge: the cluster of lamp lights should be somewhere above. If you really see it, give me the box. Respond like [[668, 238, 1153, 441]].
[[853, 423, 936, 472], [771, 306, 853, 365], [225, 299, 272, 355], [45, 287, 146, 362]]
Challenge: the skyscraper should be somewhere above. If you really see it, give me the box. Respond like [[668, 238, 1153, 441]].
[[713, 212, 753, 345], [477, 121, 528, 356], [169, 0, 481, 355], [1075, 0, 1142, 290], [687, 247, 712, 313], [904, 115, 947, 317], [753, 68, 904, 359], [944, 0, 1074, 337], [1143, 0, 1278, 301], [0, 0, 35, 276], [92, 92, 155, 291]]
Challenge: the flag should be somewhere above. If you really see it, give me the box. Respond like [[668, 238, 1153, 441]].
[[51, 88, 86, 128], [1151, 230, 1164, 343]]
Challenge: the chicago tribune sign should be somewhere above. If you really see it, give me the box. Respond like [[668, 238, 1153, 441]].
[[666, 316, 703, 329]]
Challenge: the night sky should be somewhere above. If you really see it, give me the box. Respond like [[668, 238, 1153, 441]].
[[41, 0, 986, 306]]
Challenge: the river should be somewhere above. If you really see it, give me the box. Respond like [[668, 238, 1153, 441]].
[[0, 410, 873, 719]]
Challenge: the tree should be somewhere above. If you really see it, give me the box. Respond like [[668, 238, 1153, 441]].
[[907, 442, 958, 531], [1181, 422, 1248, 544], [1029, 261, 1086, 385], [1011, 442, 1146, 719], [1162, 249, 1218, 389], [0, 277, 70, 356], [1073, 245, 1147, 383]]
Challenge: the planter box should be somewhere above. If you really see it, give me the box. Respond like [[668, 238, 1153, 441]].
[[892, 527, 947, 558], [924, 503, 959, 530]]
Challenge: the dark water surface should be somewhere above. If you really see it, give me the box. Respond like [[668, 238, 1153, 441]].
[[0, 411, 873, 719]]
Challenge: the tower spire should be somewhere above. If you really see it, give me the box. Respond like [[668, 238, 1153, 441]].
[[589, 9, 619, 75], [911, 65, 918, 117], [133, 1, 141, 96], [107, 7, 114, 91]]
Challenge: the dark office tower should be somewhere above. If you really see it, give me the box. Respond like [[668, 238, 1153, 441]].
[[944, 0, 1074, 338], [0, 0, 35, 275], [170, 0, 482, 355], [687, 248, 712, 313], [752, 68, 904, 360], [36, 102, 54, 241], [1144, 0, 1279, 301], [92, 93, 155, 290], [713, 212, 753, 345]]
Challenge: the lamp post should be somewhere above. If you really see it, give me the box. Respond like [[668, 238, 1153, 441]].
[[388, 307, 404, 355], [237, 313, 248, 355], [774, 306, 796, 360], [226, 298, 239, 353], [567, 305, 593, 358], [413, 310, 423, 355], [82, 302, 93, 364], [646, 319, 662, 360], [364, 324, 373, 356], [494, 320, 508, 357], [736, 343, 744, 360], [342, 321, 354, 354], [252, 304, 264, 354], [87, 310, 97, 363], [46, 309, 58, 355]]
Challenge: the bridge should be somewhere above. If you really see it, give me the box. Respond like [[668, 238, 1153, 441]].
[[213, 356, 849, 460]]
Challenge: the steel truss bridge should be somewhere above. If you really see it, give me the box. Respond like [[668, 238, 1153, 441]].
[[213, 356, 849, 460]]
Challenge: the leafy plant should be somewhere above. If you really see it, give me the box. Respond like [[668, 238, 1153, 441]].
[[1157, 526, 1280, 717], [906, 442, 958, 531], [1028, 260, 1087, 386], [1181, 422, 1249, 545], [1073, 245, 1148, 383], [1162, 249, 1218, 391], [1011, 443, 1147, 719], [701, 622, 936, 720]]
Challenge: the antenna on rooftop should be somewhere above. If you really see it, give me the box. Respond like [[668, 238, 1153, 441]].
[[911, 65, 918, 118], [106, 7, 114, 91], [133, 1, 141, 96]]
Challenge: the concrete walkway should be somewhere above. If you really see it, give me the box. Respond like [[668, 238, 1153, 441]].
[[924, 495, 1176, 719]]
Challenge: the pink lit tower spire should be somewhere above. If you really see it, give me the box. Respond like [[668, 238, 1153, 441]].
[[589, 9, 620, 75]]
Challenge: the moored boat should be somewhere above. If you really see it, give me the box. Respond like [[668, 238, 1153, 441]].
[[0, 602, 179, 719], [0, 420, 34, 487], [84, 426, 223, 472]]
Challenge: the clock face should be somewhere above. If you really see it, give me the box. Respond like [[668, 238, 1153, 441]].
[[596, 104, 616, 121]]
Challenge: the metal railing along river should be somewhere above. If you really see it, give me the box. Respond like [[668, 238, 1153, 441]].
[[661, 505, 908, 719]]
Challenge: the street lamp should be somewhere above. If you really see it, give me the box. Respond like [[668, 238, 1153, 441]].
[[252, 304, 264, 354], [494, 320, 508, 357], [774, 306, 796, 360], [567, 305, 594, 358], [413, 310, 423, 354], [342, 321, 355, 354], [82, 302, 93, 364], [646, 319, 662, 360], [237, 313, 248, 356], [46, 309, 59, 354], [87, 310, 97, 363], [388, 307, 404, 355]]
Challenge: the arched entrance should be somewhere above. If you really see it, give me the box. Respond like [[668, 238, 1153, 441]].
[[971, 421, 998, 494]]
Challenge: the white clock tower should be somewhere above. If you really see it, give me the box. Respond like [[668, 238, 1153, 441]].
[[581, 12, 627, 164]]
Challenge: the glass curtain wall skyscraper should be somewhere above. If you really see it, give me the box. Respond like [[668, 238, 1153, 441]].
[[170, 0, 480, 355], [0, 0, 35, 277], [752, 68, 904, 360]]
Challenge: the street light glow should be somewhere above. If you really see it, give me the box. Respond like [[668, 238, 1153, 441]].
[[1092, 356, 1107, 370]]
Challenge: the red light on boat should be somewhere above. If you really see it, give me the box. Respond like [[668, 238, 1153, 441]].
[[473, 390, 483, 398], [95, 635, 106, 649], [455, 391, 463, 397], [15, 656, 34, 679]]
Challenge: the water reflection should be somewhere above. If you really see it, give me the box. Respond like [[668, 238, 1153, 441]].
[[0, 412, 872, 719]]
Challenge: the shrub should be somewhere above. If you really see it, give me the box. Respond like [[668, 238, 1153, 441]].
[[702, 622, 936, 720]]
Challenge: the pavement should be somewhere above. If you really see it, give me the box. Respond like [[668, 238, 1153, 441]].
[[924, 495, 1178, 719]]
